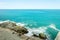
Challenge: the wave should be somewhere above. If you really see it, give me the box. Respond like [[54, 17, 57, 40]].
[[25, 24, 60, 40], [25, 24, 59, 35], [24, 26, 52, 40], [48, 24, 60, 31]]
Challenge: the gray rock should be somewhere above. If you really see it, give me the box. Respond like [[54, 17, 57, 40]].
[[12, 26, 28, 35], [0, 27, 21, 40], [0, 27, 44, 40], [0, 21, 16, 28], [20, 35, 44, 40], [39, 33, 47, 39], [0, 20, 48, 40], [0, 20, 28, 35]]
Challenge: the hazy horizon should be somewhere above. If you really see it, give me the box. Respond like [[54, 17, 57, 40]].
[[0, 0, 60, 9]]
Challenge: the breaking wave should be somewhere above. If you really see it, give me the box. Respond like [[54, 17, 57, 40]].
[[25, 24, 60, 40], [48, 24, 60, 31]]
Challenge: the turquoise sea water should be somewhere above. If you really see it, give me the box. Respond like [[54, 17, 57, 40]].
[[0, 9, 60, 40]]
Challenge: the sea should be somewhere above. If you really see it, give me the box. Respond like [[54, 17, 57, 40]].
[[0, 9, 60, 40]]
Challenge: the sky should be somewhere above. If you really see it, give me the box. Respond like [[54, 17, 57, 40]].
[[0, 0, 60, 9]]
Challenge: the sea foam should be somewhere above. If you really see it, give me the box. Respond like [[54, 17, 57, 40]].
[[48, 24, 60, 31], [25, 26, 47, 37], [25, 24, 60, 40]]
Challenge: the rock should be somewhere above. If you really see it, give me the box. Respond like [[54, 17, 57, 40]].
[[12, 26, 28, 35], [20, 35, 44, 40], [0, 27, 45, 40], [0, 21, 16, 28], [0, 20, 48, 40], [33, 33, 47, 40], [39, 33, 47, 39], [55, 32, 60, 40], [0, 27, 21, 40], [33, 34, 39, 37], [28, 36, 44, 40], [0, 20, 28, 35]]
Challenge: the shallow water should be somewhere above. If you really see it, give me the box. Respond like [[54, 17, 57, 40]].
[[0, 9, 60, 40]]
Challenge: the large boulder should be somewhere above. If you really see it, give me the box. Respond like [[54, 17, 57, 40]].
[[33, 33, 47, 40], [0, 20, 16, 28], [0, 20, 28, 35], [39, 33, 47, 39], [12, 26, 28, 35]]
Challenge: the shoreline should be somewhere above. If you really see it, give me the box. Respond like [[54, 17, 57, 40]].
[[0, 20, 59, 40]]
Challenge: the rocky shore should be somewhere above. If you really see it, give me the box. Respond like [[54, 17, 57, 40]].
[[0, 20, 47, 40]]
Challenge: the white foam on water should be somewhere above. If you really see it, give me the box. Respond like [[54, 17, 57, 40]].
[[16, 23, 25, 27], [0, 20, 10, 24], [24, 27, 33, 37], [0, 20, 16, 24], [48, 24, 60, 31], [0, 20, 26, 27], [25, 24, 60, 40], [25, 26, 47, 37]]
